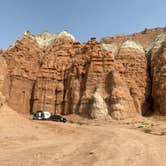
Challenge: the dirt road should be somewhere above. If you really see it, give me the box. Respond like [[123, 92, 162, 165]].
[[0, 105, 166, 166]]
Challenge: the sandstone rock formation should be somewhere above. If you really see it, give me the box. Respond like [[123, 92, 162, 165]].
[[32, 34, 77, 115], [115, 40, 150, 115], [150, 33, 166, 115], [2, 27, 166, 119], [101, 27, 166, 49], [2, 34, 44, 113], [0, 56, 9, 108], [108, 71, 137, 120], [90, 88, 109, 119]]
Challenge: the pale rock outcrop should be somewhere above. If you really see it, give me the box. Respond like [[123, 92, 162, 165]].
[[24, 31, 75, 48], [100, 43, 118, 56], [24, 31, 57, 48], [101, 27, 166, 50], [90, 89, 109, 119], [56, 31, 76, 41], [146, 33, 166, 52], [121, 40, 144, 53], [2, 35, 44, 113]]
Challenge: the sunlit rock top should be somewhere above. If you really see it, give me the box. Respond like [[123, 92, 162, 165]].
[[146, 33, 166, 52], [100, 43, 118, 56], [56, 31, 76, 41], [24, 30, 76, 48], [121, 40, 144, 53]]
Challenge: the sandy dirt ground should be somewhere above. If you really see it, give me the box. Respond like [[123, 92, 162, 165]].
[[0, 105, 166, 166]]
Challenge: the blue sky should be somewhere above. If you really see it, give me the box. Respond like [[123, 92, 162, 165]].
[[0, 0, 166, 49]]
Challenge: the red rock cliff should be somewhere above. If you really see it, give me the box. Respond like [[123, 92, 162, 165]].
[[1, 28, 166, 119]]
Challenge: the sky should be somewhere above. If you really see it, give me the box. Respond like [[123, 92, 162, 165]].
[[0, 0, 166, 49]]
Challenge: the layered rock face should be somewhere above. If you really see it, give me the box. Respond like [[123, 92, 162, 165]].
[[0, 57, 9, 106], [100, 40, 150, 118], [2, 35, 44, 113], [115, 40, 150, 115], [91, 88, 109, 119], [32, 36, 78, 115], [2, 28, 166, 119], [150, 33, 166, 115], [109, 71, 137, 119], [101, 27, 166, 49]]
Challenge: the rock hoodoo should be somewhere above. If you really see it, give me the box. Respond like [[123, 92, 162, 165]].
[[1, 27, 166, 119]]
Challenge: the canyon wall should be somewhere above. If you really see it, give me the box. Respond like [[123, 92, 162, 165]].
[[1, 28, 166, 119], [150, 33, 166, 115]]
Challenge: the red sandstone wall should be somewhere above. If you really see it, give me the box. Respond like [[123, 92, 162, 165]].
[[2, 35, 44, 113], [1, 27, 166, 119]]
